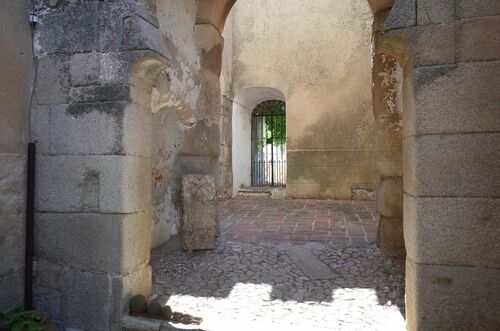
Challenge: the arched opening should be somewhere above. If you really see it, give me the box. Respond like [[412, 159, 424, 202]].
[[251, 100, 287, 188], [230, 86, 286, 196], [147, 1, 405, 329]]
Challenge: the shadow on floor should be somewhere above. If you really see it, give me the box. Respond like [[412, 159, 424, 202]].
[[151, 235, 406, 316]]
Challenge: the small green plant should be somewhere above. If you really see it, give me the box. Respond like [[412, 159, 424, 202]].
[[383, 266, 393, 277], [0, 306, 45, 331]]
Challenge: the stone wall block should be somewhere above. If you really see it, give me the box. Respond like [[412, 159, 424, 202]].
[[376, 177, 403, 217], [0, 272, 24, 310], [403, 133, 500, 197], [181, 175, 217, 251], [374, 117, 403, 177], [35, 212, 151, 274], [122, 16, 170, 57], [406, 260, 500, 330], [287, 183, 353, 200], [456, 0, 500, 19], [416, 0, 455, 25], [70, 52, 101, 86], [35, 2, 129, 54], [111, 266, 152, 327], [404, 194, 500, 268], [0, 213, 25, 277], [50, 103, 123, 155], [181, 120, 221, 157], [34, 55, 70, 105], [36, 155, 151, 213], [69, 85, 130, 104], [196, 24, 224, 76], [384, 0, 416, 30], [408, 62, 500, 136], [457, 16, 500, 62], [0, 154, 25, 210], [48, 102, 151, 157], [30, 105, 50, 154], [378, 216, 405, 258], [386, 23, 455, 67], [33, 287, 61, 323], [61, 270, 113, 331], [100, 50, 163, 86], [0, 153, 26, 309]]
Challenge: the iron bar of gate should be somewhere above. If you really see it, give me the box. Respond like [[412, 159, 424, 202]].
[[251, 105, 286, 187], [270, 113, 274, 186]]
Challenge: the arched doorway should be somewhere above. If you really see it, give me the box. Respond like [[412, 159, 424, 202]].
[[251, 100, 286, 187]]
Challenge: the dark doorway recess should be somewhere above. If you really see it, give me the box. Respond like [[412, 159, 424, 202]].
[[251, 100, 286, 187]]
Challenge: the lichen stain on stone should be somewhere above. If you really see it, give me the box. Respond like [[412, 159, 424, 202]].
[[80, 169, 100, 211], [432, 277, 452, 286], [378, 55, 401, 114]]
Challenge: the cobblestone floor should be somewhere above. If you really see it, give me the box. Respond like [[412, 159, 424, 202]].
[[151, 198, 406, 330]]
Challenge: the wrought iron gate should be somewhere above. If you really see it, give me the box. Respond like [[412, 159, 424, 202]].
[[251, 100, 286, 187]]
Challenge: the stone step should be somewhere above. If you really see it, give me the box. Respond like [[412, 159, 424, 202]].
[[123, 314, 334, 331], [237, 187, 286, 199]]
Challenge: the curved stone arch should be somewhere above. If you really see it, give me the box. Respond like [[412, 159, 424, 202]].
[[253, 100, 286, 115], [370, 14, 414, 256], [128, 55, 187, 247], [196, 0, 395, 33], [231, 86, 286, 195]]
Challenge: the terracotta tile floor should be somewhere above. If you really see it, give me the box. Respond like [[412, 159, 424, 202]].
[[218, 197, 378, 246]]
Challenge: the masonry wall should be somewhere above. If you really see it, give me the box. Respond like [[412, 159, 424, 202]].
[[0, 0, 34, 310], [24, 0, 223, 327], [222, 0, 378, 199], [382, 0, 500, 329]]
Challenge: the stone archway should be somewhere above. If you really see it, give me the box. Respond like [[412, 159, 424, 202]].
[[16, 0, 499, 329], [230, 86, 286, 196]]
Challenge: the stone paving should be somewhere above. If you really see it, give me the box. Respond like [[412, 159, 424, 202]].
[[151, 198, 406, 330], [218, 197, 379, 246]]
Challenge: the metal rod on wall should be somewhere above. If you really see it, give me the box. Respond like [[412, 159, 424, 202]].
[[24, 142, 36, 310]]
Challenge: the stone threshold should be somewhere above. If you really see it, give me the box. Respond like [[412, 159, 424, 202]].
[[122, 314, 334, 331], [238, 186, 286, 199]]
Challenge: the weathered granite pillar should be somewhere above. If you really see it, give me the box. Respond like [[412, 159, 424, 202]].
[[384, 0, 500, 329], [181, 175, 217, 251], [29, 1, 167, 329], [372, 9, 405, 258]]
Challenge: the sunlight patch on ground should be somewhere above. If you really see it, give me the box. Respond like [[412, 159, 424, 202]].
[[166, 284, 406, 330]]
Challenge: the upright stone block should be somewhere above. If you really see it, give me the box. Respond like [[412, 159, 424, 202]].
[[70, 51, 101, 86], [456, 0, 500, 19], [61, 270, 113, 331], [457, 16, 500, 62], [384, 0, 416, 30], [36, 155, 151, 213], [0, 154, 26, 309], [417, 0, 454, 25], [378, 216, 405, 258], [34, 55, 70, 105], [35, 212, 151, 274], [404, 133, 500, 197], [406, 260, 500, 330], [404, 195, 500, 268], [376, 177, 403, 217], [409, 62, 500, 136], [181, 175, 217, 251]]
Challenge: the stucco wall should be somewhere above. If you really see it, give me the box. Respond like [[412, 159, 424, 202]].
[[150, 0, 223, 246], [222, 0, 378, 199], [0, 0, 34, 309]]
